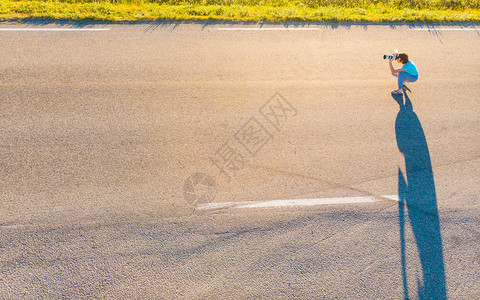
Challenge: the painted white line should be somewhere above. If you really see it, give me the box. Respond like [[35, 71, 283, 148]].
[[197, 201, 252, 210], [197, 195, 399, 210], [384, 195, 400, 201], [237, 196, 377, 208], [216, 28, 319, 31], [0, 28, 110, 31], [413, 28, 478, 31]]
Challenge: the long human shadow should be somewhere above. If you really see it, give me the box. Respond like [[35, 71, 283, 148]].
[[392, 92, 447, 299]]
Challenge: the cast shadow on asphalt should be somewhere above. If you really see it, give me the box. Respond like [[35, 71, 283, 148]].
[[392, 92, 447, 300], [2, 17, 358, 31], [7, 17, 477, 34]]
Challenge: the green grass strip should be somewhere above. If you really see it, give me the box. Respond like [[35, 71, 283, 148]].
[[0, 0, 479, 22]]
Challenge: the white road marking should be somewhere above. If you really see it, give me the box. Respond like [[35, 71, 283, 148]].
[[413, 28, 478, 31], [197, 195, 399, 210], [0, 28, 110, 31], [216, 28, 319, 31], [219, 27, 478, 32], [384, 195, 400, 201]]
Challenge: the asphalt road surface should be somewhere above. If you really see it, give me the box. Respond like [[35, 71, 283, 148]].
[[0, 21, 479, 298]]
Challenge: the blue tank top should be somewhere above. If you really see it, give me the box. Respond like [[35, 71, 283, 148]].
[[402, 61, 418, 76]]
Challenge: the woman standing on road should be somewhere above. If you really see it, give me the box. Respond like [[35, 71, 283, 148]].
[[389, 53, 418, 94]]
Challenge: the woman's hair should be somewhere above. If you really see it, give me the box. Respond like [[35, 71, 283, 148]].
[[397, 53, 409, 64]]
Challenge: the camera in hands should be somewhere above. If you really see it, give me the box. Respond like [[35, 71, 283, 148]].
[[383, 54, 398, 60], [383, 49, 399, 60]]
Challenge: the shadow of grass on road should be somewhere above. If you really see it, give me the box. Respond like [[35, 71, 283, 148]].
[[5, 17, 475, 32]]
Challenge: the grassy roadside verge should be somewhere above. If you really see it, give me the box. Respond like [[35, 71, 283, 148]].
[[0, 0, 479, 23]]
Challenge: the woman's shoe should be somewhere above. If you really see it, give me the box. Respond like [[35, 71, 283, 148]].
[[391, 89, 403, 94]]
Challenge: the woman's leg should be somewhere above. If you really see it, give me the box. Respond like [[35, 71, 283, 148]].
[[398, 72, 406, 89], [398, 72, 418, 89], [403, 74, 418, 84]]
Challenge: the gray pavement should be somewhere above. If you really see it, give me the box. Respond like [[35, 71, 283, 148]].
[[0, 22, 479, 298]]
